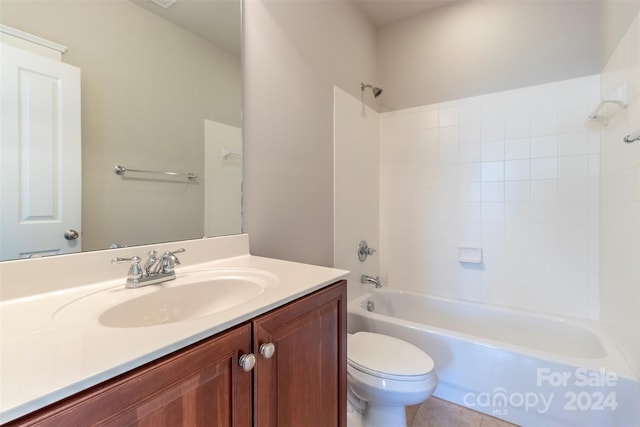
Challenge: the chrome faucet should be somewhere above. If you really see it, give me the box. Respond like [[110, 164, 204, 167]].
[[360, 275, 382, 288], [112, 248, 185, 289]]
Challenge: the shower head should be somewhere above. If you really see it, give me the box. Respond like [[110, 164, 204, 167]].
[[361, 82, 383, 98]]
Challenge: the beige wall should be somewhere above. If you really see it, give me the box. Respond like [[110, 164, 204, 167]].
[[243, 0, 377, 265], [1, 0, 241, 251], [600, 0, 640, 65], [333, 86, 380, 302], [599, 9, 640, 378], [377, 1, 602, 110]]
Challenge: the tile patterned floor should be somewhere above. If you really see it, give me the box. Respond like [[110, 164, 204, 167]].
[[407, 397, 520, 427]]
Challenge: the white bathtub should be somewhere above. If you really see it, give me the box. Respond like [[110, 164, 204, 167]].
[[348, 289, 640, 427]]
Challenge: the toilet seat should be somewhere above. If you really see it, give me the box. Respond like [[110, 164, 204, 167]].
[[347, 332, 435, 381]]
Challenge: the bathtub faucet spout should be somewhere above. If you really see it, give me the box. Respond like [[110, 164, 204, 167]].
[[361, 275, 382, 288]]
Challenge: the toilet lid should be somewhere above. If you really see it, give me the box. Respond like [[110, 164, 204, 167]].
[[348, 332, 434, 379]]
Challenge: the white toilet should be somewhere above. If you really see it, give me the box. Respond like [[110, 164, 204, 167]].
[[347, 332, 438, 427]]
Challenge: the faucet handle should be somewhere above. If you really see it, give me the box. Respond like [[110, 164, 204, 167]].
[[112, 255, 141, 265], [358, 240, 377, 262], [160, 248, 185, 274], [112, 256, 143, 282]]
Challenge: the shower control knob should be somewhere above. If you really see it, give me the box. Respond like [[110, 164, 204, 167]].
[[238, 353, 256, 372], [358, 240, 377, 262], [259, 342, 276, 359]]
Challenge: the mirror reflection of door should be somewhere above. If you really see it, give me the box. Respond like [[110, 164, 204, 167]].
[[1, 37, 81, 260]]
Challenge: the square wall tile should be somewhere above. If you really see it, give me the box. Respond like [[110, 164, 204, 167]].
[[460, 162, 482, 182], [482, 141, 505, 161], [459, 143, 482, 163], [558, 109, 589, 134], [439, 103, 459, 127], [558, 155, 589, 179], [506, 181, 530, 202], [481, 202, 505, 222], [438, 144, 460, 164], [459, 97, 482, 124], [459, 122, 482, 144], [530, 201, 559, 223], [481, 119, 505, 142], [458, 183, 481, 203], [422, 106, 439, 129], [531, 82, 558, 114], [481, 161, 504, 181], [531, 158, 558, 180], [558, 78, 590, 111], [531, 135, 558, 158], [482, 182, 505, 202], [505, 113, 530, 139], [531, 112, 558, 136], [439, 125, 459, 145], [505, 138, 530, 160], [559, 179, 589, 202], [505, 202, 530, 223], [558, 132, 589, 156], [505, 159, 530, 181], [531, 180, 558, 201]]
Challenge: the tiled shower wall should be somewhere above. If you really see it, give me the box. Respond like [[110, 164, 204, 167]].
[[379, 75, 602, 319], [599, 12, 640, 377]]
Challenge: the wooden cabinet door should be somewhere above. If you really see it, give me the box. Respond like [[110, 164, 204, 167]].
[[253, 281, 347, 427], [7, 323, 252, 427]]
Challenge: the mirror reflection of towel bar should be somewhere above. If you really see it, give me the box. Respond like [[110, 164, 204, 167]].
[[221, 146, 241, 159], [114, 165, 198, 181]]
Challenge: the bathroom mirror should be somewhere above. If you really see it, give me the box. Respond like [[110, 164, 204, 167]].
[[0, 0, 242, 261]]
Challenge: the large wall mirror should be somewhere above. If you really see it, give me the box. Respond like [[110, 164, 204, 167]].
[[0, 0, 242, 261]]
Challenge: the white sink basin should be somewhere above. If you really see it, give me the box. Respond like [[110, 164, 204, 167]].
[[54, 269, 277, 328]]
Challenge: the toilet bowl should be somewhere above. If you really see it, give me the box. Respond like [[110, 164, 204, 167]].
[[347, 332, 438, 427]]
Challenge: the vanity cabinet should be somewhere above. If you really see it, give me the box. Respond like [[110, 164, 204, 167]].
[[5, 280, 346, 427], [6, 323, 253, 427], [253, 280, 347, 426]]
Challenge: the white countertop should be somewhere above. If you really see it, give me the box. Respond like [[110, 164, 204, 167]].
[[0, 236, 348, 423]]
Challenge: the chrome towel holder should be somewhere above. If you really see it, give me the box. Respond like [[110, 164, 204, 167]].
[[588, 99, 628, 122], [114, 165, 198, 181], [588, 83, 629, 124], [624, 129, 640, 144]]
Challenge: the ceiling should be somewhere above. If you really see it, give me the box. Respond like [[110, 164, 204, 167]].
[[352, 0, 458, 28], [130, 0, 241, 56], [132, 0, 458, 55]]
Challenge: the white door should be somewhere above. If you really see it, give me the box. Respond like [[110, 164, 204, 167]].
[[0, 43, 81, 260]]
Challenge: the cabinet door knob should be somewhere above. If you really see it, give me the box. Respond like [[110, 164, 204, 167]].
[[238, 353, 256, 372], [259, 342, 276, 359]]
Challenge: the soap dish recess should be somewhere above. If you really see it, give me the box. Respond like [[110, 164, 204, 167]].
[[458, 245, 482, 264]]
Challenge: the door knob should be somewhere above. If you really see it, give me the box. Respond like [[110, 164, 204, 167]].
[[239, 353, 256, 372], [259, 342, 276, 359], [64, 229, 79, 240]]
